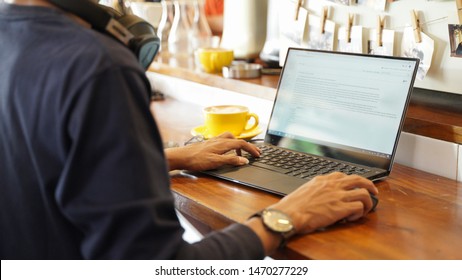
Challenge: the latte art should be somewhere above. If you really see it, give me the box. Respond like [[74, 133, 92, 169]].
[[205, 105, 247, 114]]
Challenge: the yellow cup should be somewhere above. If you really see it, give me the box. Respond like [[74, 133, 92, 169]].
[[203, 105, 259, 137], [196, 48, 234, 73]]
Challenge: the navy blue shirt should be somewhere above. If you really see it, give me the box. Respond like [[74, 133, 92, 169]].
[[0, 3, 264, 259]]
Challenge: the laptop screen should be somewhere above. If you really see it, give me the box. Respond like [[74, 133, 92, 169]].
[[265, 48, 419, 170]]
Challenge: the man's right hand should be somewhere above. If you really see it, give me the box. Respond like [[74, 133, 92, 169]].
[[245, 172, 378, 255], [271, 172, 378, 235]]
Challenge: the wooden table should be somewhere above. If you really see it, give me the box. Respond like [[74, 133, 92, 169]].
[[150, 96, 462, 260]]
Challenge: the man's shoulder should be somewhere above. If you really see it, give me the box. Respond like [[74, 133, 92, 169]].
[[66, 28, 143, 75]]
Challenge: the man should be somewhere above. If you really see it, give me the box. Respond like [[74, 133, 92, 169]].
[[0, 0, 378, 259]]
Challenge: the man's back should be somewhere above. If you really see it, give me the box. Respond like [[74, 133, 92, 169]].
[[0, 3, 173, 259]]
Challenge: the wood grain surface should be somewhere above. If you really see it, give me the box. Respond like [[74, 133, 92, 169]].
[[150, 98, 462, 260]]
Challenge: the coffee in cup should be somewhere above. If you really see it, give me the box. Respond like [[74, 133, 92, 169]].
[[196, 48, 234, 73], [203, 105, 259, 137]]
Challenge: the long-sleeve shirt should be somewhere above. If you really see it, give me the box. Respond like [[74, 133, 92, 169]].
[[0, 3, 264, 260]]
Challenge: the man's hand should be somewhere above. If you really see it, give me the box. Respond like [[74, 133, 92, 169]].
[[246, 172, 378, 255], [272, 172, 378, 234], [165, 132, 261, 171]]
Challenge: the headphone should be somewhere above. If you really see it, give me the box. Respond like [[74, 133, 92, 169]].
[[48, 0, 160, 70]]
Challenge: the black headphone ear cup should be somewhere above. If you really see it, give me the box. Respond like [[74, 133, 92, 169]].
[[131, 34, 160, 70], [47, 0, 159, 69], [117, 14, 156, 36], [118, 15, 160, 69]]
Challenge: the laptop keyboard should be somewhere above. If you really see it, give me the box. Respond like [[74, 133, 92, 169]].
[[245, 145, 370, 180]]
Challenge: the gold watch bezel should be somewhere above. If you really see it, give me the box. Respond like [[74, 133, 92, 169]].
[[260, 209, 294, 234]]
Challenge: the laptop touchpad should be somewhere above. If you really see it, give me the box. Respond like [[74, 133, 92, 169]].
[[209, 166, 307, 195]]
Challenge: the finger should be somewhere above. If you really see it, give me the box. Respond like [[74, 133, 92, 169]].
[[344, 188, 374, 213], [338, 175, 378, 195], [215, 132, 235, 139], [345, 201, 366, 221], [220, 154, 249, 166], [202, 138, 247, 155], [308, 172, 346, 186], [242, 141, 261, 157], [324, 171, 348, 179], [220, 139, 261, 157]]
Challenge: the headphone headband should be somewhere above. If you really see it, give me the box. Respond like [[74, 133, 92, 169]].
[[49, 0, 112, 32]]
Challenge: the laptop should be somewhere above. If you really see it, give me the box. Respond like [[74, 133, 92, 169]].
[[203, 48, 419, 196]]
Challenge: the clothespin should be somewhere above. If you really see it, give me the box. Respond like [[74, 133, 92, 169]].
[[295, 0, 303, 21], [320, 6, 328, 34], [346, 13, 354, 43], [377, 16, 385, 47], [410, 10, 422, 43], [457, 0, 462, 24]]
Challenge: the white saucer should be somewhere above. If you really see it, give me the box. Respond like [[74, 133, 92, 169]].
[[191, 125, 263, 141]]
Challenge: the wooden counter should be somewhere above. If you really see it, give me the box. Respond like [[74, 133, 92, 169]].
[[150, 96, 462, 260], [149, 58, 462, 144]]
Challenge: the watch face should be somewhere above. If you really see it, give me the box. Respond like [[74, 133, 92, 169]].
[[262, 209, 294, 233]]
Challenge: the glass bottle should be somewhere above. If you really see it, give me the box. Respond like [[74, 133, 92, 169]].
[[168, 0, 193, 56], [157, 0, 175, 53], [189, 0, 212, 50]]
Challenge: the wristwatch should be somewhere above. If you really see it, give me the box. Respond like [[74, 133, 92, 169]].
[[251, 208, 296, 248]]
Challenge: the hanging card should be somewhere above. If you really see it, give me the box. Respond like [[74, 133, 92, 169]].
[[325, 0, 351, 6], [401, 26, 435, 80], [338, 25, 364, 53], [306, 14, 336, 51], [368, 29, 395, 55], [356, 0, 387, 11], [279, 3, 308, 66], [448, 24, 462, 58]]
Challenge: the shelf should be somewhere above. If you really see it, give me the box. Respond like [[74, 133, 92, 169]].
[[148, 57, 462, 145]]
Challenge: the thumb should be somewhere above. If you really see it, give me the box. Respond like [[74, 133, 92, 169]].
[[222, 154, 249, 166]]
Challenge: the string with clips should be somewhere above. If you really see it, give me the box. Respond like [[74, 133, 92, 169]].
[[408, 7, 459, 44], [394, 3, 462, 44]]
